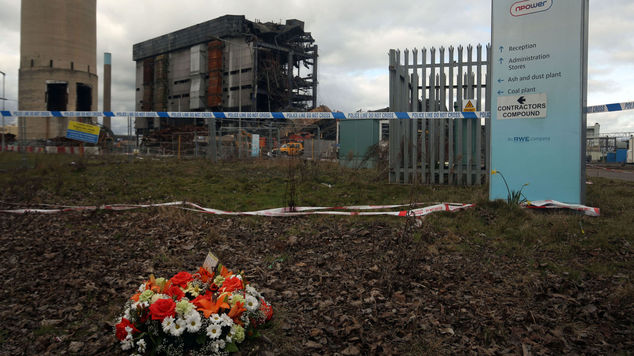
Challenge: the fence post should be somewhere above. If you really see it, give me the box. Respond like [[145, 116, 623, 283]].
[[411, 48, 419, 183], [457, 45, 464, 185], [421, 48, 427, 184], [475, 44, 483, 185], [439, 46, 446, 184], [429, 47, 436, 184], [403, 49, 410, 183], [448, 45, 455, 184], [467, 45, 474, 185]]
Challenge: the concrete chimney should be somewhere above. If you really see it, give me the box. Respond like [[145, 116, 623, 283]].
[[19, 0, 97, 140], [103, 52, 112, 129]]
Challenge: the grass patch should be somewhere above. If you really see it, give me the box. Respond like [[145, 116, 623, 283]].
[[1, 152, 632, 282], [0, 153, 481, 209]]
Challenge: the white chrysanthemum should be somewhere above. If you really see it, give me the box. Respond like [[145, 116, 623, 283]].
[[170, 318, 186, 337], [210, 342, 220, 353], [245, 285, 262, 299], [123, 308, 131, 320], [185, 311, 202, 332], [215, 339, 226, 350], [136, 339, 147, 353], [184, 309, 199, 320], [161, 316, 175, 333], [209, 313, 222, 324], [121, 340, 134, 351], [206, 323, 222, 339], [138, 283, 146, 292], [244, 294, 259, 313], [220, 313, 233, 326]]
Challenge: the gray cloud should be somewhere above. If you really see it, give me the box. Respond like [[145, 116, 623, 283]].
[[588, 78, 620, 94], [0, 0, 20, 34]]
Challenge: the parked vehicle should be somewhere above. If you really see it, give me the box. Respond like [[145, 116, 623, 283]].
[[273, 142, 304, 156]]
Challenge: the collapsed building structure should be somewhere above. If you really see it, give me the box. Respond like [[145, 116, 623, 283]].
[[133, 15, 318, 136]]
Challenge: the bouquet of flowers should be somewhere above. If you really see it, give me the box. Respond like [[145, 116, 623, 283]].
[[114, 254, 273, 355]]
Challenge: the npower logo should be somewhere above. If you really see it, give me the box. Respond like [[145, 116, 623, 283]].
[[510, 0, 553, 17]]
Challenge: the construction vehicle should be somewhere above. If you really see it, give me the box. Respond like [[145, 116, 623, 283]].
[[273, 142, 304, 156]]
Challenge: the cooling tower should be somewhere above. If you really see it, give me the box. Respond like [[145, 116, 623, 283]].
[[18, 0, 98, 140]]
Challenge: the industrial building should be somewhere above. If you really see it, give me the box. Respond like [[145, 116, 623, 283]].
[[18, 0, 98, 141], [133, 15, 318, 136]]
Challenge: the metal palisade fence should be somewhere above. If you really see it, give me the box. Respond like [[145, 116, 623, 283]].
[[388, 44, 491, 185]]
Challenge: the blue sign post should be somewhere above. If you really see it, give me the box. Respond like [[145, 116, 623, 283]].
[[490, 0, 589, 204]]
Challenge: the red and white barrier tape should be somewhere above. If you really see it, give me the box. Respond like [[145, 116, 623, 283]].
[[522, 200, 600, 217], [183, 202, 475, 217], [0, 200, 599, 217], [0, 201, 473, 217]]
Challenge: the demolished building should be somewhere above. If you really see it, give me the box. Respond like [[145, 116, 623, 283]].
[[133, 15, 318, 136]]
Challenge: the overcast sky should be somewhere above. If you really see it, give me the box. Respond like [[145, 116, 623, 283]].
[[0, 0, 633, 134]]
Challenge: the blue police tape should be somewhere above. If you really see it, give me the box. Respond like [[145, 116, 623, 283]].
[[0, 111, 490, 119], [1, 100, 633, 119], [585, 101, 634, 114]]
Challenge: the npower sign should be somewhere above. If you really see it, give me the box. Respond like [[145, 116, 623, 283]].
[[510, 0, 553, 17]]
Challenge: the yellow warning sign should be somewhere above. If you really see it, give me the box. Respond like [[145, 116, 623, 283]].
[[68, 121, 100, 135], [462, 99, 476, 112], [66, 121, 100, 144]]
